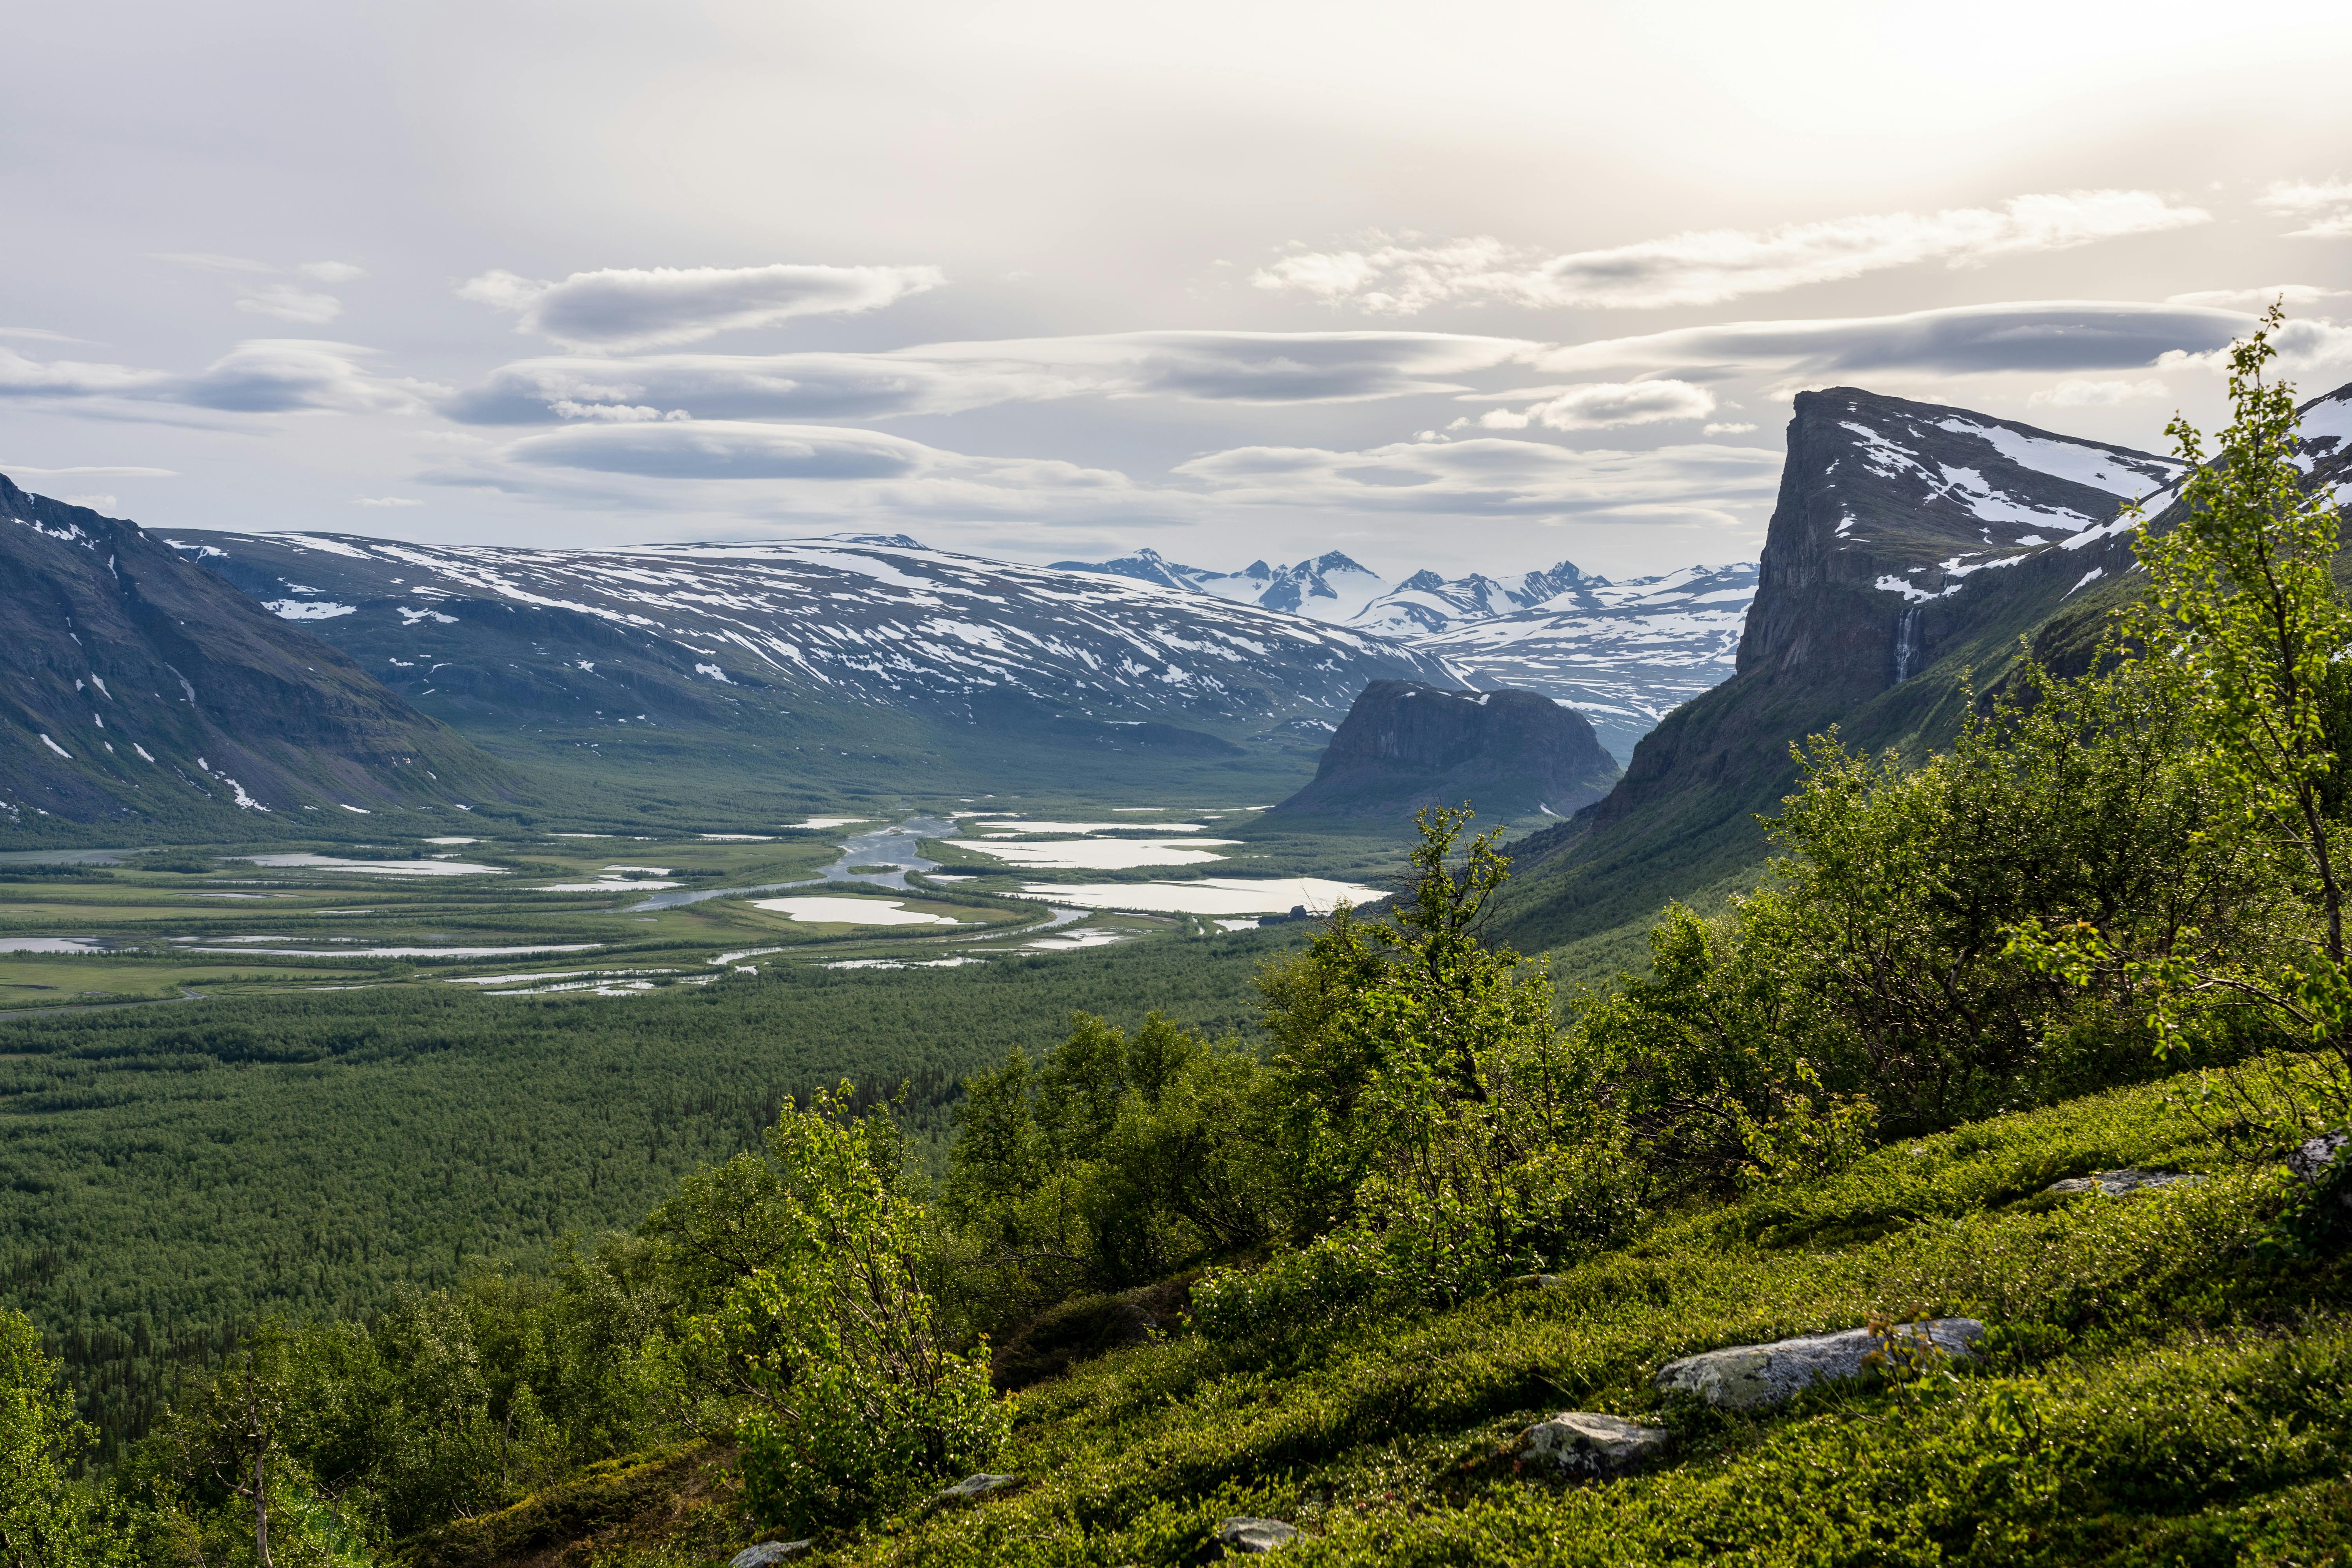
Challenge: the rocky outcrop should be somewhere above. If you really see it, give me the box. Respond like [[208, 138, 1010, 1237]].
[[2042, 1168, 2204, 1198], [1269, 681, 1619, 822], [729, 1542, 812, 1567], [1516, 1411, 1669, 1478], [1655, 1319, 1986, 1409], [1215, 1518, 1298, 1553], [929, 1472, 1019, 1505]]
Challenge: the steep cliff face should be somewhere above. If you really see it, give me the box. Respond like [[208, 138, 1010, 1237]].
[[1270, 681, 1619, 822], [1737, 388, 2177, 693], [0, 476, 511, 833], [1577, 390, 2179, 838], [1497, 388, 2194, 952]]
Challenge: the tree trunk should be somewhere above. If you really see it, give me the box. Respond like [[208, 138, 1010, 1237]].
[[253, 1447, 271, 1568]]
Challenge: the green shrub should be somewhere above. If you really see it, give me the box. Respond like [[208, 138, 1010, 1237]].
[[707, 1086, 1007, 1533]]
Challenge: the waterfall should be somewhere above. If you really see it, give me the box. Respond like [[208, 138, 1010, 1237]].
[[1893, 607, 1923, 683]]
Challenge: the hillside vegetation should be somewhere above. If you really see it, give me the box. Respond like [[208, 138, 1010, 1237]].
[[10, 314, 2352, 1567]]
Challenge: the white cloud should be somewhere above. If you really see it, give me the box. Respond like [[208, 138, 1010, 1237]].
[[2029, 377, 2171, 408], [1252, 192, 2210, 314], [237, 284, 343, 324], [0, 338, 442, 416], [424, 420, 1160, 534], [1172, 437, 1781, 522], [441, 330, 1540, 424], [2256, 180, 2352, 240], [1703, 422, 1757, 435], [2166, 283, 2347, 310], [1541, 300, 2249, 376], [355, 495, 423, 506], [498, 419, 1129, 491], [457, 262, 946, 350], [1477, 379, 1716, 431], [156, 254, 363, 324], [2156, 315, 2352, 380]]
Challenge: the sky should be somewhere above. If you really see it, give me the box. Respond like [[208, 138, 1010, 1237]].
[[5, 0, 2352, 582]]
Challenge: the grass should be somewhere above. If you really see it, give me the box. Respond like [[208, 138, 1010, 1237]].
[[516, 1062, 2352, 1567]]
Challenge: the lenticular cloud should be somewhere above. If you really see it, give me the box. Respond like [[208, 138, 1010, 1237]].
[[458, 262, 946, 350], [1254, 191, 2212, 314]]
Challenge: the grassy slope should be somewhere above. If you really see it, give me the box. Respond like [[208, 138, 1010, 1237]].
[[559, 1063, 2348, 1567], [0, 931, 1304, 1460]]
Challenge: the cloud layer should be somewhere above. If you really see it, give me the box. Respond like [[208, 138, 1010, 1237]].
[[1468, 379, 1717, 431], [438, 330, 1541, 423], [1174, 437, 1781, 522], [1, 339, 437, 415], [1539, 300, 2250, 376], [2257, 180, 2352, 241], [1253, 192, 2210, 314], [459, 263, 946, 350]]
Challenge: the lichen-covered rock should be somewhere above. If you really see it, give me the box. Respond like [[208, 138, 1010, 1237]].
[[1504, 1273, 1567, 1291], [1517, 1411, 1668, 1477], [2042, 1168, 2204, 1198], [730, 1542, 813, 1568], [929, 1472, 1019, 1505], [1216, 1517, 1299, 1553], [1655, 1319, 1985, 1410]]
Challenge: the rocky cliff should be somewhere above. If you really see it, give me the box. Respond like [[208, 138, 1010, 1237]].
[[1497, 387, 2197, 952], [1270, 680, 1619, 822]]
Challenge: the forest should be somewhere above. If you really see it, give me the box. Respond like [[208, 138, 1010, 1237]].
[[9, 312, 2352, 1565]]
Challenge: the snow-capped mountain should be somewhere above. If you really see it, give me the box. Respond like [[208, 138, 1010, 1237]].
[[166, 533, 1463, 744], [1049, 549, 1391, 622], [1058, 547, 1764, 760], [1402, 564, 1761, 762], [1350, 562, 1600, 635]]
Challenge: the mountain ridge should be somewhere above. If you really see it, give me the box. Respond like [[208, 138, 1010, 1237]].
[[0, 475, 515, 837], [1054, 547, 1762, 759]]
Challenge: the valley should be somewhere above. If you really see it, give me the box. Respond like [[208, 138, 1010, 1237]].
[[0, 806, 1410, 1014]]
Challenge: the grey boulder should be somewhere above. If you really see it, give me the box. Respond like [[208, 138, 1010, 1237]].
[[930, 1472, 1019, 1504], [2042, 1168, 2204, 1198], [1655, 1319, 1985, 1410], [1216, 1517, 1299, 1553], [1517, 1411, 1668, 1477], [730, 1543, 812, 1568]]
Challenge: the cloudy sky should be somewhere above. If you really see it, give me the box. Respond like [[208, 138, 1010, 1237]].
[[6, 0, 2352, 579]]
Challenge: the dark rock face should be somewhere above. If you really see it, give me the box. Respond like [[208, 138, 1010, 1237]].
[[1270, 681, 1619, 821], [0, 475, 507, 830]]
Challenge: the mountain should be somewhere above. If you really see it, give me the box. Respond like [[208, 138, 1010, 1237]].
[[1348, 561, 1602, 632], [0, 476, 512, 836], [1049, 548, 1390, 621], [1495, 385, 2197, 958], [1270, 680, 1619, 822], [1057, 549, 1761, 759], [165, 531, 1466, 799], [1361, 562, 1760, 763]]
